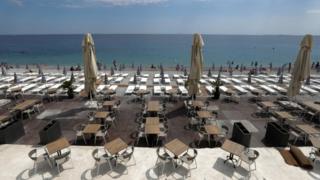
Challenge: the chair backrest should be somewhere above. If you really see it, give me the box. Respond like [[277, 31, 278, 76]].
[[54, 150, 71, 161], [92, 149, 100, 162], [122, 146, 134, 160], [188, 149, 198, 161], [156, 147, 168, 161], [28, 149, 37, 161], [221, 125, 229, 135]]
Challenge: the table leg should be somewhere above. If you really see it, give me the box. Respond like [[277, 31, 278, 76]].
[[224, 153, 238, 168]]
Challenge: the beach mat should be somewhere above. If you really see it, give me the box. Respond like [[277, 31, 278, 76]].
[[279, 149, 299, 166]]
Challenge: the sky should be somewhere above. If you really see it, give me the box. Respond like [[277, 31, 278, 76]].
[[1, 0, 320, 35]]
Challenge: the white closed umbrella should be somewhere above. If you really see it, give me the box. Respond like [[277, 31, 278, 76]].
[[1, 66, 7, 76], [187, 33, 204, 99], [83, 33, 98, 99], [287, 34, 313, 97]]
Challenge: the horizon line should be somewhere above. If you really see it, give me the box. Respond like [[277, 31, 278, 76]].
[[0, 33, 319, 36]]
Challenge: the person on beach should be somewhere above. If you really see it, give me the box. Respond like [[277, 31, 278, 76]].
[[70, 66, 74, 71], [113, 59, 117, 70]]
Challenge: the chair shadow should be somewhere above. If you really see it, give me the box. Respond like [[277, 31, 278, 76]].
[[16, 161, 58, 180], [145, 162, 189, 180], [82, 160, 128, 179], [212, 157, 249, 178]]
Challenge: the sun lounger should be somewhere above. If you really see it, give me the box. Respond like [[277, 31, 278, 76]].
[[231, 78, 243, 84], [153, 86, 162, 95], [257, 74, 268, 78], [219, 86, 229, 93], [109, 85, 118, 91], [7, 84, 27, 92], [207, 79, 215, 84], [54, 77, 67, 83], [265, 78, 278, 83], [178, 86, 188, 95], [311, 79, 320, 84], [3, 77, 14, 83], [113, 73, 120, 77], [30, 77, 42, 83], [153, 78, 160, 84], [96, 85, 107, 93], [173, 74, 180, 79], [301, 86, 318, 95], [129, 77, 134, 83], [165, 86, 172, 92], [205, 86, 214, 94], [74, 84, 85, 93], [268, 85, 287, 94], [254, 78, 267, 84], [125, 85, 135, 95], [121, 73, 128, 77], [176, 79, 185, 85], [114, 77, 124, 83], [233, 85, 248, 94], [31, 83, 53, 94], [164, 78, 171, 84], [139, 85, 147, 91], [141, 74, 149, 77], [140, 77, 148, 84], [202, 75, 208, 78], [221, 78, 232, 84], [21, 84, 38, 93], [310, 85, 320, 91], [260, 85, 277, 94], [0, 83, 11, 89], [48, 83, 62, 91], [200, 79, 208, 85]]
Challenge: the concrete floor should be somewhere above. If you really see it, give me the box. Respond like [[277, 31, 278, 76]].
[[0, 144, 319, 180]]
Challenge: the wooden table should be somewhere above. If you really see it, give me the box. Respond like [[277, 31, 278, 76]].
[[83, 124, 101, 134], [165, 138, 189, 157], [0, 115, 11, 124], [296, 124, 320, 135], [260, 101, 277, 108], [197, 111, 213, 119], [204, 125, 221, 135], [204, 125, 221, 146], [221, 139, 245, 168], [147, 101, 160, 112], [310, 136, 320, 149], [12, 99, 39, 111], [274, 111, 295, 122], [191, 101, 204, 108], [300, 101, 320, 113], [145, 117, 160, 125], [46, 137, 70, 155], [145, 125, 160, 134], [95, 111, 109, 119], [103, 100, 115, 111], [104, 138, 128, 155]]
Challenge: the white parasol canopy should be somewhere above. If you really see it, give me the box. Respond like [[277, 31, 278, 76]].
[[287, 34, 313, 97], [82, 33, 98, 98], [187, 33, 204, 97]]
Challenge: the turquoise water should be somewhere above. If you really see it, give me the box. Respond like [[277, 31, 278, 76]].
[[0, 34, 319, 67]]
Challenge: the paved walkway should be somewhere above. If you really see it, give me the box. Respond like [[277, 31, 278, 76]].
[[1, 144, 319, 180]]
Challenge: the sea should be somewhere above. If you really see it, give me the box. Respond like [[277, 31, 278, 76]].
[[0, 34, 319, 67]]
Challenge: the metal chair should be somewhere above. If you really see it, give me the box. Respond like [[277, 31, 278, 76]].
[[116, 146, 136, 167], [155, 147, 175, 178], [74, 124, 86, 144], [239, 150, 259, 177], [180, 148, 198, 177], [28, 148, 49, 175], [92, 148, 113, 177], [94, 125, 109, 144], [53, 148, 73, 176]]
